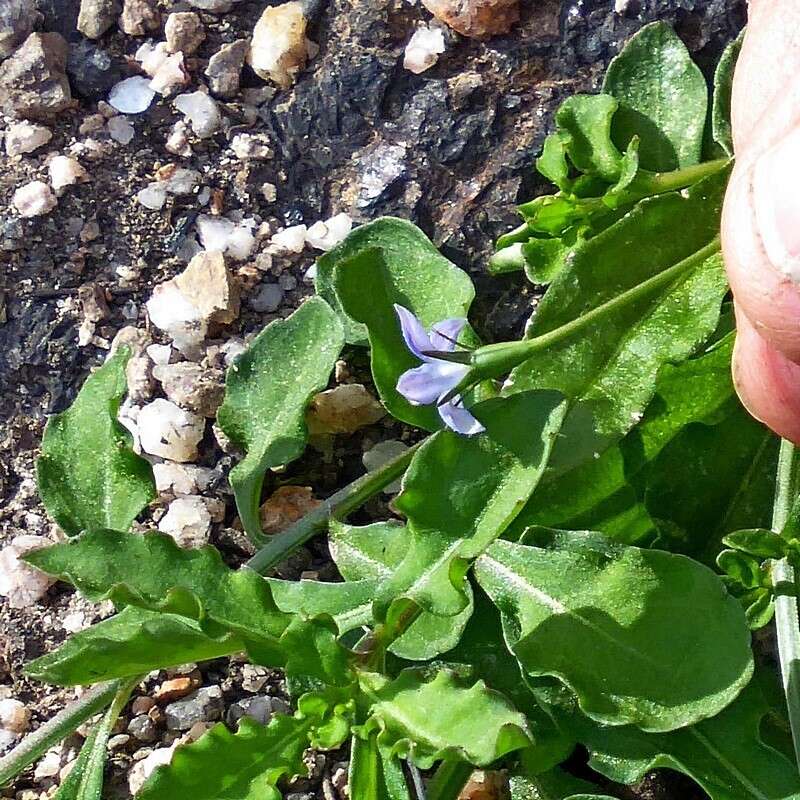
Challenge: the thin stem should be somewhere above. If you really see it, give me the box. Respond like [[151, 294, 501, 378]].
[[246, 441, 421, 575], [772, 438, 800, 770], [0, 681, 119, 788], [470, 237, 722, 382], [427, 759, 474, 800]]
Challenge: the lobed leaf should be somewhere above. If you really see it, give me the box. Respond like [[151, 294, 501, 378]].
[[136, 716, 311, 800], [711, 32, 744, 158], [26, 607, 243, 686], [36, 347, 155, 537], [23, 530, 289, 659], [359, 668, 531, 769], [476, 531, 753, 732], [316, 217, 474, 347], [507, 169, 729, 456], [331, 239, 475, 430], [535, 675, 800, 800], [603, 21, 708, 171], [375, 391, 567, 629], [270, 520, 474, 660], [217, 297, 344, 544], [509, 764, 614, 800]]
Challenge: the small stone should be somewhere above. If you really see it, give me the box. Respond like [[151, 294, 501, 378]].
[[138, 399, 205, 462], [422, 0, 519, 39], [164, 687, 224, 731], [306, 384, 385, 434], [259, 486, 321, 535], [166, 120, 192, 156], [403, 25, 446, 74], [154, 362, 224, 417], [62, 610, 87, 633], [270, 224, 306, 253], [126, 355, 154, 402], [0, 32, 71, 118], [457, 770, 506, 800], [49, 155, 88, 194], [107, 114, 134, 144], [4, 121, 51, 155], [205, 39, 247, 98], [150, 52, 188, 96], [165, 12, 204, 54], [260, 182, 277, 202], [0, 699, 30, 734], [80, 112, 107, 134], [128, 744, 177, 796], [0, 0, 37, 62], [119, 0, 160, 36], [249, 282, 283, 313], [156, 164, 201, 195], [34, 748, 62, 780], [146, 250, 240, 354], [362, 440, 409, 493], [132, 696, 156, 715], [127, 715, 158, 742], [12, 180, 57, 217], [196, 214, 256, 260], [67, 40, 124, 101], [154, 674, 201, 704], [137, 182, 167, 210], [230, 132, 272, 161], [226, 695, 273, 727], [188, 0, 236, 11], [153, 462, 214, 495], [304, 213, 352, 252], [107, 733, 130, 750], [77, 0, 121, 39], [174, 90, 221, 139], [241, 664, 268, 693], [158, 495, 212, 547], [147, 343, 172, 365], [247, 1, 312, 89], [108, 75, 155, 114]]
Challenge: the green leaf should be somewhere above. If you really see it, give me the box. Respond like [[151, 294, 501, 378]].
[[280, 616, 354, 696], [136, 716, 311, 800], [552, 94, 623, 183], [271, 520, 474, 661], [348, 735, 411, 800], [317, 217, 474, 347], [359, 668, 531, 769], [476, 531, 753, 732], [507, 169, 729, 449], [331, 236, 475, 431], [377, 391, 567, 628], [536, 675, 800, 800], [23, 530, 289, 659], [723, 529, 787, 560], [52, 681, 134, 800], [603, 21, 708, 171], [26, 607, 243, 686], [36, 348, 155, 537], [217, 298, 344, 545], [509, 765, 611, 800], [711, 32, 744, 157], [717, 550, 763, 590]]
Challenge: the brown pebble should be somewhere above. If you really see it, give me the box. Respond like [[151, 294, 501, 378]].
[[131, 696, 155, 715], [153, 673, 200, 704]]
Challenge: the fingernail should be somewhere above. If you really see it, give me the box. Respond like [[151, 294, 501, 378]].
[[753, 127, 800, 282]]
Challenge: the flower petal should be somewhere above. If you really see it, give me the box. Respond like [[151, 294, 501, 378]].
[[394, 304, 432, 361], [397, 361, 468, 406], [429, 318, 467, 353], [438, 396, 485, 435]]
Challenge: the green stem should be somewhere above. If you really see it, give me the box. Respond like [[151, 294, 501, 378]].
[[772, 439, 800, 770], [0, 681, 119, 788], [427, 759, 474, 800], [246, 441, 421, 575], [470, 237, 721, 382]]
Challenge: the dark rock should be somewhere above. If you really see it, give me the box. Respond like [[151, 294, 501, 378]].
[[0, 0, 38, 62], [205, 39, 248, 99], [66, 39, 124, 100], [164, 687, 224, 731], [0, 32, 72, 118], [35, 0, 80, 41]]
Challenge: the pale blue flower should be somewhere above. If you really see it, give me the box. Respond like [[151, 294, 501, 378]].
[[394, 305, 484, 435]]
